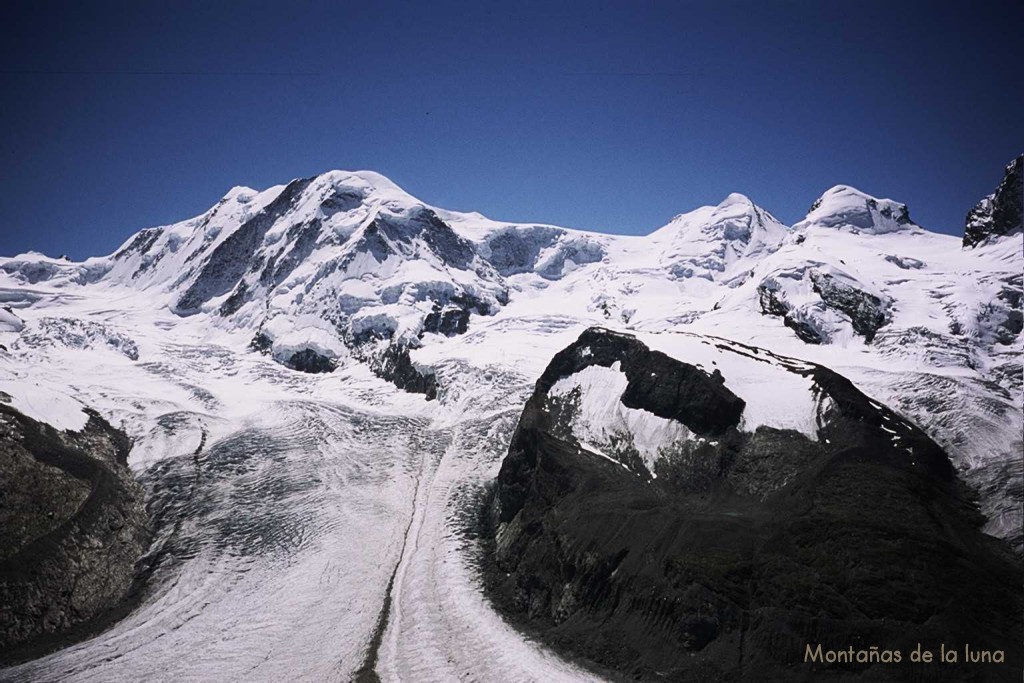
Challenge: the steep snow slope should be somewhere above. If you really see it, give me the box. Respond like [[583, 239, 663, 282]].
[[3, 172, 510, 372], [0, 157, 1020, 680], [648, 192, 788, 283]]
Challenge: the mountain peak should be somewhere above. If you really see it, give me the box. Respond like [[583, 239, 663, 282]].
[[649, 193, 786, 282], [797, 184, 916, 235], [313, 169, 417, 205], [320, 168, 387, 187], [659, 192, 770, 229], [963, 154, 1023, 248], [220, 185, 258, 202], [717, 192, 754, 208]]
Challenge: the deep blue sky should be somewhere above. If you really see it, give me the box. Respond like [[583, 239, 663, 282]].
[[1, 0, 1021, 259]]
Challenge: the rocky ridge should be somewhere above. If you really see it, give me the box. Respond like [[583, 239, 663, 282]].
[[0, 401, 150, 663], [486, 328, 1022, 681]]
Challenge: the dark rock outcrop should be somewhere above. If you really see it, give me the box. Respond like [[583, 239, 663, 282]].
[[782, 314, 825, 345], [964, 154, 1023, 248], [340, 208, 482, 276], [756, 278, 827, 344], [0, 404, 150, 664], [112, 227, 164, 263], [175, 176, 316, 314], [808, 270, 889, 341], [484, 328, 1022, 681], [421, 293, 492, 337], [279, 348, 337, 374], [367, 344, 438, 400], [532, 327, 745, 436], [756, 269, 890, 344], [249, 331, 273, 354], [422, 303, 471, 337]]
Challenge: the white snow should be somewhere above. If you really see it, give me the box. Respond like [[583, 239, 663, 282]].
[[0, 378, 89, 431], [795, 185, 920, 235], [640, 333, 822, 438], [0, 307, 23, 332], [549, 364, 691, 470], [271, 326, 349, 363]]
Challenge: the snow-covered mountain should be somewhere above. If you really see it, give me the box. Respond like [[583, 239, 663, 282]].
[[1, 154, 1020, 681], [489, 327, 1021, 679]]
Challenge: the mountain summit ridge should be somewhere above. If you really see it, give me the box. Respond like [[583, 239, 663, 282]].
[[2, 159, 1020, 370]]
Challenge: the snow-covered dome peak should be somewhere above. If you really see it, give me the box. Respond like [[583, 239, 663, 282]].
[[717, 192, 754, 208], [797, 184, 917, 235], [315, 169, 416, 204], [220, 185, 258, 203]]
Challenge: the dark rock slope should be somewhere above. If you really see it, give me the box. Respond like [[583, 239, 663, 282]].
[[485, 328, 1022, 682], [964, 154, 1023, 247], [367, 343, 438, 400], [0, 402, 150, 664], [174, 177, 316, 314]]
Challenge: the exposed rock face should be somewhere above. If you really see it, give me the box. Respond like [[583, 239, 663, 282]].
[[279, 348, 337, 374], [367, 343, 438, 400], [964, 154, 1023, 247], [249, 331, 273, 354], [112, 227, 164, 269], [757, 278, 826, 344], [756, 267, 891, 344], [485, 328, 1022, 681], [0, 404, 150, 663], [175, 177, 316, 314], [532, 327, 746, 436], [808, 270, 889, 341], [421, 293, 492, 337]]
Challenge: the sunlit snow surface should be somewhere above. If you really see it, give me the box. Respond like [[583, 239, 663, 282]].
[[0, 286, 604, 682], [0, 171, 1020, 681]]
